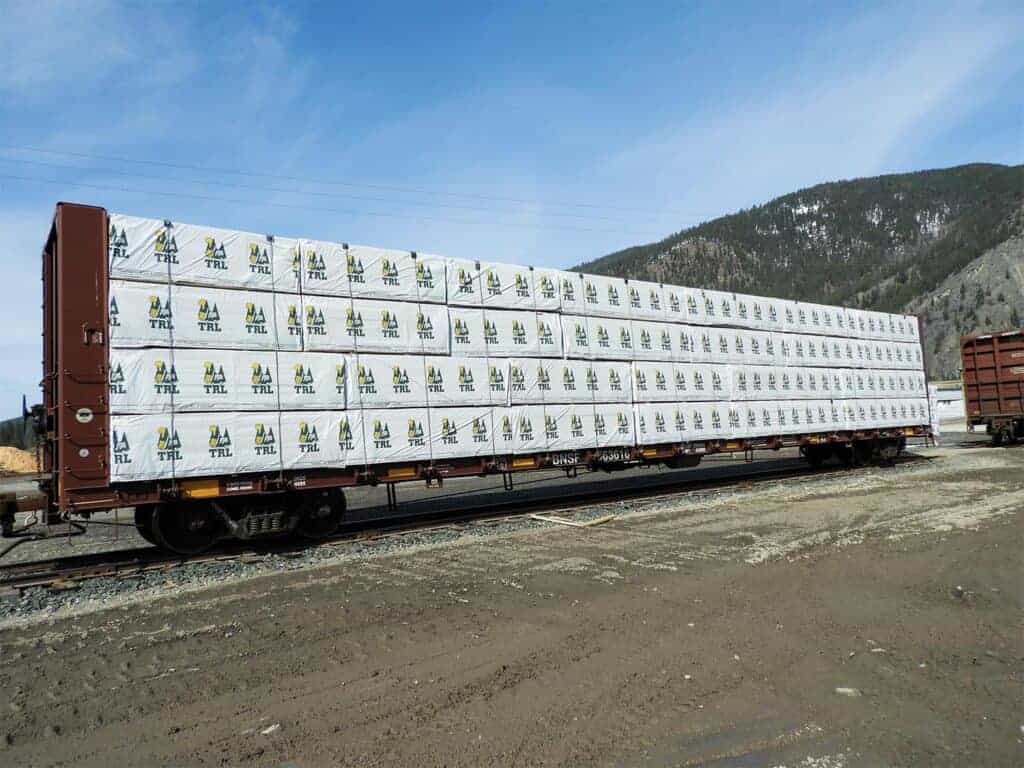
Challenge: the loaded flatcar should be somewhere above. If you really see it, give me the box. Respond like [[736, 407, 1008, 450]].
[[2, 203, 933, 554]]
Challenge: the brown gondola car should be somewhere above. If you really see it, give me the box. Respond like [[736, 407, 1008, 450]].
[[960, 329, 1024, 444], [1, 203, 933, 554]]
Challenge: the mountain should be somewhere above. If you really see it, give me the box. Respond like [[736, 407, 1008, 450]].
[[576, 163, 1024, 377]]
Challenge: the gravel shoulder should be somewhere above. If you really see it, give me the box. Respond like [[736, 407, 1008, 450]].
[[0, 440, 1020, 766]]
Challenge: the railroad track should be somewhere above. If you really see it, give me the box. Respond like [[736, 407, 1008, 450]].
[[0, 454, 926, 594]]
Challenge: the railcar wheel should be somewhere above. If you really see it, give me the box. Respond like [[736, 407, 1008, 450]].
[[296, 489, 346, 540], [152, 502, 220, 555], [134, 506, 159, 546]]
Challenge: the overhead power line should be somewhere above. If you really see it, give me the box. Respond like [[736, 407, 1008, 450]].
[[0, 154, 639, 225], [0, 172, 665, 237], [1, 144, 690, 220]]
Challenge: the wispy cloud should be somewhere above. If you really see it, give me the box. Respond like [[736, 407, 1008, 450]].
[[599, 4, 1023, 228]]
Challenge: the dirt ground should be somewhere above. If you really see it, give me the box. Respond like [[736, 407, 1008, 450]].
[[0, 438, 1021, 767]]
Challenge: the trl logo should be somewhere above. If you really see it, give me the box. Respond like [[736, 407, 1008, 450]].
[[483, 319, 498, 345], [416, 262, 435, 289], [298, 422, 320, 453], [306, 248, 327, 281], [338, 419, 355, 451], [514, 272, 530, 298], [112, 430, 131, 464], [485, 271, 501, 296], [518, 416, 534, 442], [441, 418, 458, 445], [457, 366, 474, 393], [619, 327, 632, 350], [407, 419, 425, 447], [345, 308, 365, 338], [249, 243, 271, 276], [156, 426, 182, 461], [563, 367, 576, 391], [346, 252, 365, 284], [204, 237, 228, 270], [203, 362, 228, 395], [294, 364, 316, 395], [471, 417, 488, 443], [245, 303, 268, 335], [357, 365, 376, 395], [545, 415, 559, 440], [537, 365, 550, 391], [109, 224, 129, 261], [561, 278, 576, 303], [286, 305, 303, 337], [489, 365, 505, 393], [392, 366, 411, 394], [427, 366, 445, 393], [154, 229, 179, 264], [537, 319, 554, 346], [109, 296, 121, 327], [538, 275, 556, 300], [510, 365, 525, 392], [607, 284, 620, 307], [570, 414, 584, 438], [208, 425, 233, 458], [585, 367, 598, 392], [254, 423, 277, 456], [335, 363, 346, 395], [629, 287, 641, 309], [381, 257, 400, 286], [109, 362, 127, 395], [373, 420, 391, 449], [501, 415, 514, 442], [584, 281, 598, 305], [381, 310, 400, 339], [511, 320, 527, 345], [148, 295, 173, 330], [453, 317, 470, 345], [153, 360, 180, 395], [251, 363, 275, 395], [456, 267, 475, 295], [197, 299, 222, 332], [416, 312, 434, 340], [307, 306, 327, 336]]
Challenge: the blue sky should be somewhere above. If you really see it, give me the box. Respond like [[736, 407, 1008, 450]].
[[0, 0, 1021, 412]]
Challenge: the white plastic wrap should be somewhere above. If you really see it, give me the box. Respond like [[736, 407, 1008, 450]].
[[446, 258, 481, 306], [276, 352, 349, 410], [592, 403, 635, 448], [632, 321, 675, 362], [110, 412, 287, 482], [494, 405, 546, 454], [548, 360, 598, 405], [479, 262, 536, 310], [561, 314, 592, 359], [626, 280, 665, 320], [429, 407, 494, 459], [507, 359, 547, 406], [109, 279, 173, 348], [108, 214, 172, 283], [557, 272, 585, 315], [701, 290, 737, 327], [634, 402, 681, 445], [294, 239, 350, 297], [589, 317, 635, 360], [345, 245, 446, 304], [278, 410, 363, 470], [534, 312, 564, 357], [581, 274, 631, 319], [585, 361, 633, 404], [170, 284, 281, 351], [302, 298, 448, 355], [674, 324, 700, 364], [422, 355, 494, 407], [347, 354, 427, 409], [533, 269, 563, 312], [357, 407, 431, 464], [161, 221, 281, 292], [542, 403, 592, 452], [631, 361, 675, 403]]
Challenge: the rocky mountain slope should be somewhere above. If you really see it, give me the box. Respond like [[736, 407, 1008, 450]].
[[577, 163, 1023, 376]]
